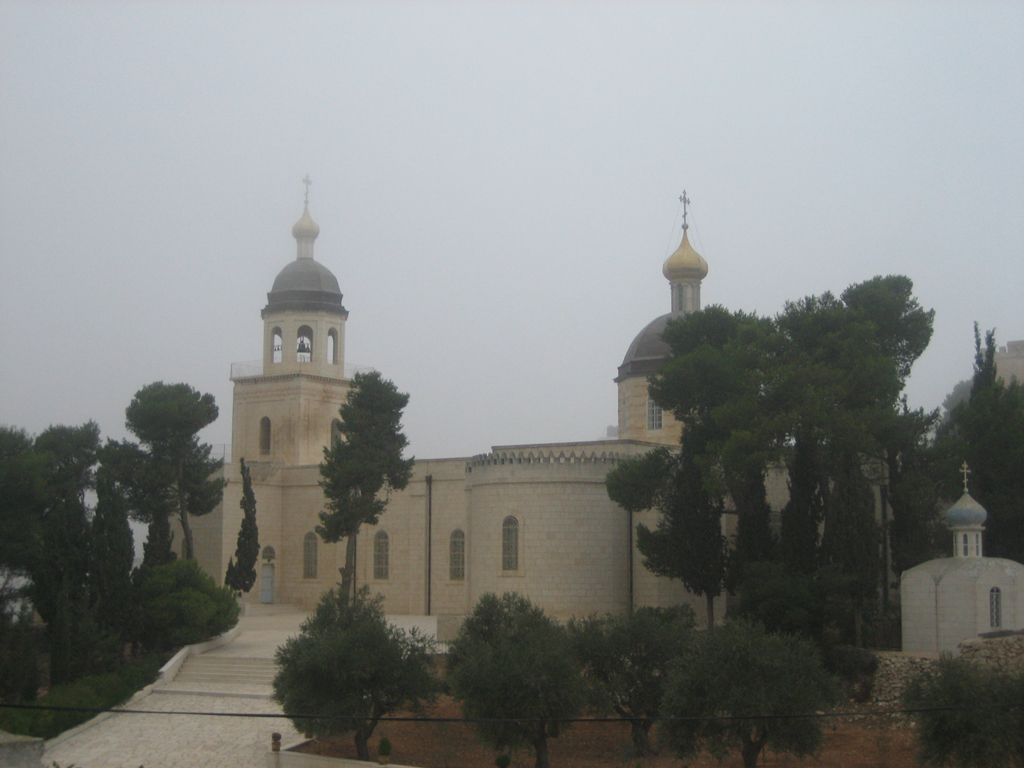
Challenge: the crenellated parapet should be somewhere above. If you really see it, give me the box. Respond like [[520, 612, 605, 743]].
[[466, 440, 658, 473], [467, 448, 626, 470]]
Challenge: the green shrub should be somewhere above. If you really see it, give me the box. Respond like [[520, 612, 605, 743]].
[[138, 559, 239, 651], [0, 653, 161, 739], [903, 654, 1024, 767]]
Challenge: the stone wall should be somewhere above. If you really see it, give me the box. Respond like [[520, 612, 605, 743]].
[[871, 631, 1024, 710], [871, 651, 938, 708], [959, 630, 1024, 675]]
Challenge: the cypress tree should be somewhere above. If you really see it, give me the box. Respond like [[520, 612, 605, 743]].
[[225, 458, 259, 594], [91, 464, 138, 647]]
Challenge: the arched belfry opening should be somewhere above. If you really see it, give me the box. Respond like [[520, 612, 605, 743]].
[[272, 327, 283, 364], [327, 329, 338, 365], [297, 326, 313, 363]]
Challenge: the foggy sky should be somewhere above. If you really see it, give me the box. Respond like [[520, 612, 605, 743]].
[[1, 2, 1021, 460]]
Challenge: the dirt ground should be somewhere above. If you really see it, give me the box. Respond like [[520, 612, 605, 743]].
[[294, 696, 919, 768]]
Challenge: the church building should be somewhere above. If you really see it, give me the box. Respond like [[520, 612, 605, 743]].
[[901, 466, 1024, 653], [193, 196, 773, 627]]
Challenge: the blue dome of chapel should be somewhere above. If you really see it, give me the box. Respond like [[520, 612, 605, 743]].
[[945, 492, 988, 529]]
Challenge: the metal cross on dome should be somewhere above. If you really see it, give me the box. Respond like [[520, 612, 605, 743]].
[[960, 461, 971, 494], [679, 190, 690, 228], [302, 174, 312, 204]]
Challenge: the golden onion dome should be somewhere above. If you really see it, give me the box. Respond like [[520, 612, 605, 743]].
[[291, 203, 320, 240], [662, 227, 708, 281]]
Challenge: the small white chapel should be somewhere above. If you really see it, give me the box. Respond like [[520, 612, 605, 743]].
[[901, 465, 1024, 653]]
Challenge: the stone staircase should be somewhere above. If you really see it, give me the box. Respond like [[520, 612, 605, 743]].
[[172, 655, 277, 687]]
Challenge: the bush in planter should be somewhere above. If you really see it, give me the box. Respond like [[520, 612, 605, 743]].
[[378, 735, 392, 760]]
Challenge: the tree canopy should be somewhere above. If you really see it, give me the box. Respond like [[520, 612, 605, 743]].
[[318, 371, 413, 598], [661, 620, 839, 768], [448, 592, 583, 768], [568, 606, 694, 756], [610, 275, 937, 642], [123, 382, 225, 560], [935, 325, 1024, 562], [903, 654, 1024, 768], [273, 586, 437, 761]]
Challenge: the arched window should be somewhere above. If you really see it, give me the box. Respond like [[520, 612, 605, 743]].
[[297, 325, 313, 362], [303, 532, 318, 579], [272, 328, 283, 364], [259, 417, 271, 455], [450, 529, 465, 580], [374, 531, 389, 580], [991, 587, 1002, 628], [647, 398, 663, 431], [963, 533, 969, 557], [327, 329, 338, 365], [502, 516, 518, 571], [331, 419, 343, 446], [262, 545, 275, 562]]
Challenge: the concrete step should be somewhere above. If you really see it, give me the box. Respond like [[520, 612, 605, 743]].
[[174, 656, 277, 685]]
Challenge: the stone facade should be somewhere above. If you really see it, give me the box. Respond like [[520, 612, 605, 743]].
[[996, 339, 1024, 386]]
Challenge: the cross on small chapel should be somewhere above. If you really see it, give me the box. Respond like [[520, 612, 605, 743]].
[[302, 174, 312, 205], [960, 461, 971, 493], [679, 190, 690, 228]]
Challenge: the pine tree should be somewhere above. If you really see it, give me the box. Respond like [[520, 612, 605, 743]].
[[225, 458, 259, 594], [318, 371, 413, 600]]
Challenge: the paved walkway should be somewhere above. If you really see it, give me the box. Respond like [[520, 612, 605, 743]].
[[44, 606, 439, 768]]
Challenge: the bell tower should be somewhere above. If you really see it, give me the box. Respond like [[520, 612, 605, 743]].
[[231, 182, 351, 466]]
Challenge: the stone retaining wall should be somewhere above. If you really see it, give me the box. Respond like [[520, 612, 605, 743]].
[[871, 652, 938, 708], [958, 630, 1024, 675], [870, 631, 1024, 709]]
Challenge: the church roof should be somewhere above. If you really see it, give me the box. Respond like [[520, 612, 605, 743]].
[[662, 228, 708, 282], [264, 258, 346, 316], [616, 313, 672, 382], [946, 491, 988, 529], [263, 200, 347, 317]]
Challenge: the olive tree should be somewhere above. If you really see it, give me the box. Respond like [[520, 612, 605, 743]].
[[661, 620, 839, 768], [448, 593, 583, 768], [568, 606, 694, 756], [273, 586, 437, 761]]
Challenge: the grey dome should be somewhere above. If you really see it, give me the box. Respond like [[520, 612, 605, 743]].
[[616, 313, 673, 382], [263, 259, 347, 317]]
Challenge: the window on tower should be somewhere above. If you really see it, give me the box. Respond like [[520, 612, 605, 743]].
[[647, 398, 663, 431], [260, 417, 271, 455], [297, 326, 313, 362]]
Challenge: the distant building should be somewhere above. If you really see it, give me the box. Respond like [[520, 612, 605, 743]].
[[192, 199, 802, 628], [996, 340, 1024, 386]]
